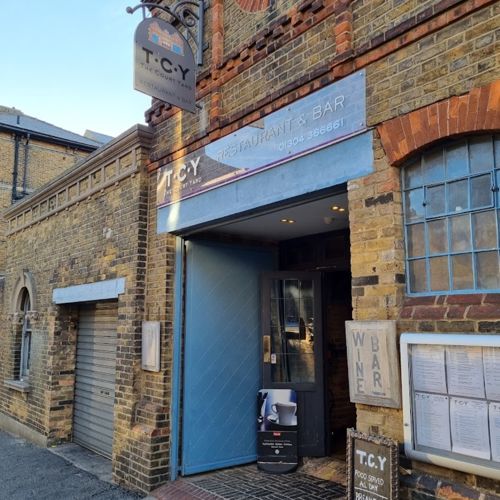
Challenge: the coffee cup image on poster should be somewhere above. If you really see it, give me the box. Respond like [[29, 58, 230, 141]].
[[258, 389, 297, 431]]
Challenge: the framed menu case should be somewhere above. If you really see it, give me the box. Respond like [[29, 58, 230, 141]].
[[401, 333, 500, 480]]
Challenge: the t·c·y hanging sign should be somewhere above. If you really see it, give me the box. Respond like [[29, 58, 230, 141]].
[[131, 12, 197, 113]]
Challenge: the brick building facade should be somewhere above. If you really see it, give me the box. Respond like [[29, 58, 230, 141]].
[[1, 126, 153, 487], [0, 108, 104, 272], [0, 0, 499, 497]]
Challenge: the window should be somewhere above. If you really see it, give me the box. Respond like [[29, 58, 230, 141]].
[[403, 135, 500, 294], [19, 288, 32, 380]]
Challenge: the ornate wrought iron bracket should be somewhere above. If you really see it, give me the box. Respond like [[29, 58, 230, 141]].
[[127, 1, 205, 66]]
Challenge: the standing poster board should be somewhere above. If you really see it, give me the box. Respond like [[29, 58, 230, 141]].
[[347, 429, 399, 500], [401, 333, 500, 480], [257, 389, 298, 473]]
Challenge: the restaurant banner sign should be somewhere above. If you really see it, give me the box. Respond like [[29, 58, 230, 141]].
[[134, 17, 196, 113], [157, 70, 366, 206]]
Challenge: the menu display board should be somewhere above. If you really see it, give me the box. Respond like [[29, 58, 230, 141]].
[[401, 334, 500, 481]]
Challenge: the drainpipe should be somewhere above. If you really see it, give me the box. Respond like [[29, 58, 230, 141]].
[[22, 133, 30, 196], [11, 133, 20, 203]]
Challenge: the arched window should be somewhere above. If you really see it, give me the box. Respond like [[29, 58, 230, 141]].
[[19, 288, 32, 380], [403, 135, 500, 294]]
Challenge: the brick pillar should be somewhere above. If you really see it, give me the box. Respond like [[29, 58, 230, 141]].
[[210, 0, 224, 132], [334, 0, 353, 57], [46, 305, 78, 444], [332, 0, 354, 78], [348, 132, 405, 441]]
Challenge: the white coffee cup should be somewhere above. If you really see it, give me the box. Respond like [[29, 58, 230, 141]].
[[271, 402, 297, 425]]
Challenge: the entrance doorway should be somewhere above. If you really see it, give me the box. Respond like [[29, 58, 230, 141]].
[[177, 189, 355, 475], [261, 271, 325, 457], [278, 232, 355, 456]]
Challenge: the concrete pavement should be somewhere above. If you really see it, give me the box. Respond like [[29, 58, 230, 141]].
[[0, 430, 143, 500]]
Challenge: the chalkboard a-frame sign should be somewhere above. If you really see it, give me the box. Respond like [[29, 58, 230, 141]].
[[347, 429, 399, 500]]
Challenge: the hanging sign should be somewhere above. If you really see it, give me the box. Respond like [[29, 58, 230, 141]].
[[134, 17, 196, 113]]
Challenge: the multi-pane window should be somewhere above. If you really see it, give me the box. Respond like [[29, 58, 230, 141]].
[[403, 136, 500, 294]]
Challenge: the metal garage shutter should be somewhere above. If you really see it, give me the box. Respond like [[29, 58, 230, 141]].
[[73, 302, 117, 458]]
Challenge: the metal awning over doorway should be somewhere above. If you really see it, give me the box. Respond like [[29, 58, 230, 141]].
[[157, 130, 372, 236]]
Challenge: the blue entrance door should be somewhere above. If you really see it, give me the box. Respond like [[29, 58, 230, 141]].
[[181, 240, 275, 475]]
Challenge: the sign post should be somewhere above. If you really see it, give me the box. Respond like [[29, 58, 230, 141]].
[[347, 429, 399, 500]]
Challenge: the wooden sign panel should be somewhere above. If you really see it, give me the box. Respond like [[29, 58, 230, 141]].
[[345, 320, 401, 408], [347, 429, 399, 500]]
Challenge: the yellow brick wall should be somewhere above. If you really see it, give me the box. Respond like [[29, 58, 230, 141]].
[[221, 15, 335, 119], [152, 93, 211, 161], [0, 131, 93, 273], [0, 133, 87, 188], [352, 0, 437, 51], [0, 170, 147, 433], [223, 0, 299, 57], [366, 4, 500, 126]]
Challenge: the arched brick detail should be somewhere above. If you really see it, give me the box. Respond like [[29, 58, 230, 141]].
[[235, 0, 269, 12], [378, 80, 500, 166], [11, 271, 37, 313]]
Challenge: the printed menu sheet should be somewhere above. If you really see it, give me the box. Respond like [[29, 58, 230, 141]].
[[415, 392, 451, 451], [446, 346, 485, 398], [489, 402, 500, 462], [450, 397, 490, 460], [483, 348, 500, 401], [411, 345, 447, 393]]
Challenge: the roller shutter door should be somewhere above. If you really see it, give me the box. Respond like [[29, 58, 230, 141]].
[[73, 302, 117, 458]]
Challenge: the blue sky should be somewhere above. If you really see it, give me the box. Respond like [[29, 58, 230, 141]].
[[0, 1, 152, 138]]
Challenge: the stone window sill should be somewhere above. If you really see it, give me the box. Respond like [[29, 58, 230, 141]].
[[3, 379, 31, 393]]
